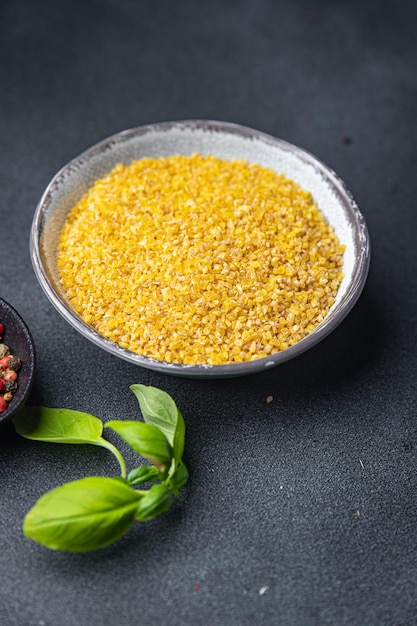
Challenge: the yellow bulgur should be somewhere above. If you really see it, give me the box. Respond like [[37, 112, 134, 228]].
[[57, 153, 345, 365]]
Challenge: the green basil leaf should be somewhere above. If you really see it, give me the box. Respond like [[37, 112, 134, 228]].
[[105, 421, 173, 471], [23, 477, 143, 552], [167, 461, 189, 497], [130, 385, 185, 467], [13, 407, 127, 478], [13, 406, 104, 444], [127, 465, 161, 486], [135, 483, 173, 521]]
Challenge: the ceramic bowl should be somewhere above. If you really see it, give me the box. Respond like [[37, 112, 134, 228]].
[[30, 120, 370, 378], [0, 298, 36, 423]]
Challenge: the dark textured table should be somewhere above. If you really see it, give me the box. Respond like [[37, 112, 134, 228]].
[[1, 1, 417, 624]]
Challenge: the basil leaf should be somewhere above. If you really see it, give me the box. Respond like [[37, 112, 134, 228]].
[[167, 461, 189, 497], [23, 477, 143, 552], [13, 407, 127, 478], [105, 421, 172, 471], [13, 406, 104, 444], [129, 385, 186, 467], [135, 483, 173, 521], [127, 465, 161, 486]]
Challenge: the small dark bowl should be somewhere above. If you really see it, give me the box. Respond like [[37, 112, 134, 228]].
[[0, 298, 36, 425]]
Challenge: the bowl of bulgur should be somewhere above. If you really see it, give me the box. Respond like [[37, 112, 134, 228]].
[[30, 120, 370, 378]]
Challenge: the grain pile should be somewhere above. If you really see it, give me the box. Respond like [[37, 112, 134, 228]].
[[57, 154, 345, 365]]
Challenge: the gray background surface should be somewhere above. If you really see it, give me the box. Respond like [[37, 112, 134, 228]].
[[1, 1, 417, 624]]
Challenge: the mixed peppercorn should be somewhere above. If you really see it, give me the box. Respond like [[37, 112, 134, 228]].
[[0, 322, 22, 413]]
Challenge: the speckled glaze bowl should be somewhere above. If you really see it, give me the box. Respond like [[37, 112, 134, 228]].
[[30, 120, 370, 378], [0, 299, 35, 423]]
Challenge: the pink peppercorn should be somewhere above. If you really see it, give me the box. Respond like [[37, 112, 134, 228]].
[[4, 370, 17, 382]]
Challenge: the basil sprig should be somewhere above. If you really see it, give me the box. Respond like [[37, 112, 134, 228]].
[[12, 385, 188, 552]]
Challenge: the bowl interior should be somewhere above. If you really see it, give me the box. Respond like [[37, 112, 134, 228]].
[[0, 299, 36, 423], [30, 120, 370, 378]]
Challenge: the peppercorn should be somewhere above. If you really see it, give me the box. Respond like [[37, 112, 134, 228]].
[[4, 379, 17, 394], [0, 322, 23, 413], [0, 355, 12, 369], [4, 370, 17, 382], [7, 356, 21, 371], [0, 344, 10, 359]]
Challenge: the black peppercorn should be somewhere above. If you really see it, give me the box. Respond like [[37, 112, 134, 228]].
[[7, 356, 22, 371], [4, 379, 17, 394]]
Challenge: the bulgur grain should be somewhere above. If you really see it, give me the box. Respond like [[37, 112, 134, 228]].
[[57, 154, 345, 365]]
